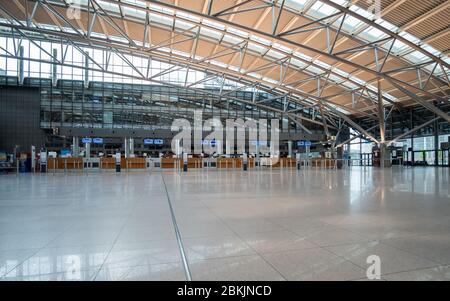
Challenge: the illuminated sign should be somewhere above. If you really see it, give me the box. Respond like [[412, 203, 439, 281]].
[[297, 140, 312, 147]]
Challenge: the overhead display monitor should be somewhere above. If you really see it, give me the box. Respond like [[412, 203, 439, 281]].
[[93, 138, 103, 144], [82, 138, 92, 144], [298, 140, 312, 147], [144, 139, 154, 145], [60, 149, 71, 158]]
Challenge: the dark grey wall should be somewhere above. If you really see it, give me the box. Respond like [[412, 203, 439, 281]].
[[0, 86, 45, 153]]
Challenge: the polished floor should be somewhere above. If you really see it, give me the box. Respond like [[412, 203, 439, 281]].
[[1, 167, 450, 281]]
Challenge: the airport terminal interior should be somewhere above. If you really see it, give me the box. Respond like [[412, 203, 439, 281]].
[[0, 0, 450, 281]]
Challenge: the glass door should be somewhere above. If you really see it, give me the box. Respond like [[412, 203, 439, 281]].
[[439, 150, 449, 166], [424, 151, 437, 166], [413, 150, 436, 166]]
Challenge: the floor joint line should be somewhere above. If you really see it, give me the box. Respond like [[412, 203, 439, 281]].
[[161, 172, 192, 281]]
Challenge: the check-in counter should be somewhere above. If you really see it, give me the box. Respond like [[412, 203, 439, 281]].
[[161, 157, 203, 169], [217, 158, 252, 168], [126, 158, 146, 169], [146, 158, 161, 169], [161, 158, 182, 169], [217, 158, 256, 168], [248, 158, 255, 168], [100, 157, 116, 169], [48, 157, 83, 170], [84, 158, 100, 169], [217, 158, 239, 168], [203, 158, 217, 168], [275, 157, 296, 168], [311, 158, 336, 168], [259, 157, 296, 168], [260, 158, 281, 167], [100, 157, 146, 169], [187, 158, 203, 168]]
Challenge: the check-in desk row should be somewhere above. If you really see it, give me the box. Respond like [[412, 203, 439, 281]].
[[158, 157, 296, 169], [160, 158, 203, 169], [310, 158, 336, 169], [99, 157, 146, 169], [159, 157, 250, 169], [47, 157, 147, 170], [46, 157, 308, 171], [259, 157, 296, 168], [47, 158, 83, 170]]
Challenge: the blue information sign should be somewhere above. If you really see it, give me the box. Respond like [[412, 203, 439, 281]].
[[298, 140, 312, 147], [154, 139, 164, 145], [93, 138, 103, 144], [144, 139, 154, 145], [82, 138, 92, 144]]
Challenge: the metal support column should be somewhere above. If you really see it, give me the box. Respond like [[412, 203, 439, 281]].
[[72, 137, 79, 157], [129, 138, 134, 157], [288, 140, 293, 158], [84, 51, 89, 87], [85, 143, 91, 164], [124, 138, 130, 158], [52, 48, 57, 87], [377, 79, 387, 168], [18, 46, 24, 84], [411, 109, 415, 165], [434, 111, 439, 166]]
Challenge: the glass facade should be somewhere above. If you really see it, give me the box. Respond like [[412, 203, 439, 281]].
[[0, 36, 325, 133]]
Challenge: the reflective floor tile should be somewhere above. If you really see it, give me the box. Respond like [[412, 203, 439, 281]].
[[0, 249, 38, 277], [222, 218, 285, 236], [0, 231, 62, 251], [384, 265, 450, 281], [382, 234, 450, 265], [189, 255, 285, 281], [47, 229, 121, 248], [262, 248, 366, 281], [325, 241, 437, 275], [115, 225, 176, 244], [294, 227, 370, 247], [242, 230, 318, 254], [7, 244, 112, 277], [176, 220, 235, 239], [2, 268, 99, 281], [338, 221, 418, 241], [184, 235, 255, 261], [95, 263, 185, 281], [103, 240, 181, 268], [268, 216, 327, 232]]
